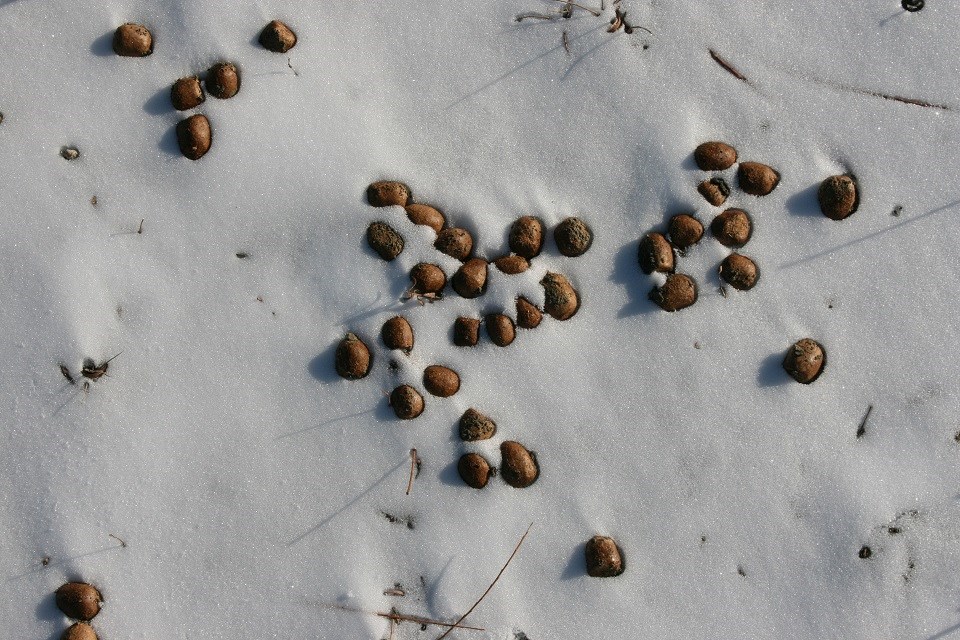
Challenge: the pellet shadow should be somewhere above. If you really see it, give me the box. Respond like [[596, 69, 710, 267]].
[[438, 459, 464, 488], [143, 85, 174, 115], [610, 241, 658, 317], [757, 351, 790, 388], [35, 591, 61, 624], [785, 182, 821, 218], [158, 123, 181, 156], [560, 542, 587, 580], [308, 341, 344, 384], [90, 30, 114, 57]]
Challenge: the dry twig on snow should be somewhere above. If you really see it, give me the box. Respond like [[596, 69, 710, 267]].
[[435, 523, 534, 640]]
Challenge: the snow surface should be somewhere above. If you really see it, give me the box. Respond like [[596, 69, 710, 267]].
[[3, 1, 960, 638]]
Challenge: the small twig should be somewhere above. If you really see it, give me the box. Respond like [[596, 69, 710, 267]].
[[318, 603, 483, 631], [108, 533, 127, 548], [380, 611, 482, 631], [384, 587, 406, 597], [514, 12, 557, 22], [562, 30, 570, 55], [547, 0, 601, 17], [625, 21, 653, 35], [608, 8, 624, 31], [60, 364, 75, 385], [857, 89, 948, 111], [287, 57, 299, 77], [709, 49, 748, 82], [406, 448, 419, 496], [856, 405, 873, 439], [436, 523, 533, 640], [137, 219, 144, 234]]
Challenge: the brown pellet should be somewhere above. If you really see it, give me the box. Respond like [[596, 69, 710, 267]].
[[453, 317, 480, 346], [452, 258, 488, 298], [668, 214, 704, 249], [434, 227, 473, 261], [738, 161, 780, 196], [649, 273, 697, 311], [818, 174, 859, 220], [176, 114, 211, 160], [335, 332, 371, 380], [171, 76, 204, 111], [554, 216, 593, 257], [541, 272, 579, 320], [55, 582, 102, 621], [782, 338, 826, 384], [500, 441, 539, 488], [113, 23, 153, 57], [390, 384, 425, 419], [710, 209, 753, 247], [694, 141, 737, 171], [509, 216, 545, 258], [638, 232, 675, 274], [494, 255, 529, 274], [366, 221, 404, 261], [259, 19, 297, 53], [410, 263, 446, 294], [206, 62, 240, 99], [698, 177, 730, 206], [458, 453, 491, 489], [719, 253, 759, 291], [62, 622, 98, 640], [585, 535, 625, 577], [381, 316, 414, 352], [423, 365, 460, 397], [405, 203, 445, 232], [516, 296, 543, 329], [367, 181, 411, 207], [459, 408, 497, 441], [486, 313, 516, 347]]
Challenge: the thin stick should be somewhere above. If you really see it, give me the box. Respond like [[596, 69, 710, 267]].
[[709, 49, 747, 82], [317, 603, 483, 631], [547, 0, 601, 17], [515, 12, 557, 22], [406, 448, 418, 495], [856, 405, 873, 439], [378, 611, 483, 630], [108, 533, 127, 548], [562, 30, 570, 55], [436, 523, 533, 640], [853, 88, 948, 111], [137, 219, 144, 234]]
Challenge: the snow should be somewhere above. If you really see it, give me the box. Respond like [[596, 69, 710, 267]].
[[2, 1, 960, 638]]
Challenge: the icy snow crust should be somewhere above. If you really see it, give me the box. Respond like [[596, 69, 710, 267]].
[[2, 1, 960, 638]]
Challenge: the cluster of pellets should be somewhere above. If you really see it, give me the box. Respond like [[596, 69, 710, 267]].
[[110, 20, 297, 160], [333, 179, 600, 492]]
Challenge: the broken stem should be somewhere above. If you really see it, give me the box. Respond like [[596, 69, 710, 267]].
[[546, 0, 601, 17], [709, 49, 748, 82], [406, 448, 418, 495], [515, 12, 557, 21], [317, 603, 483, 631]]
